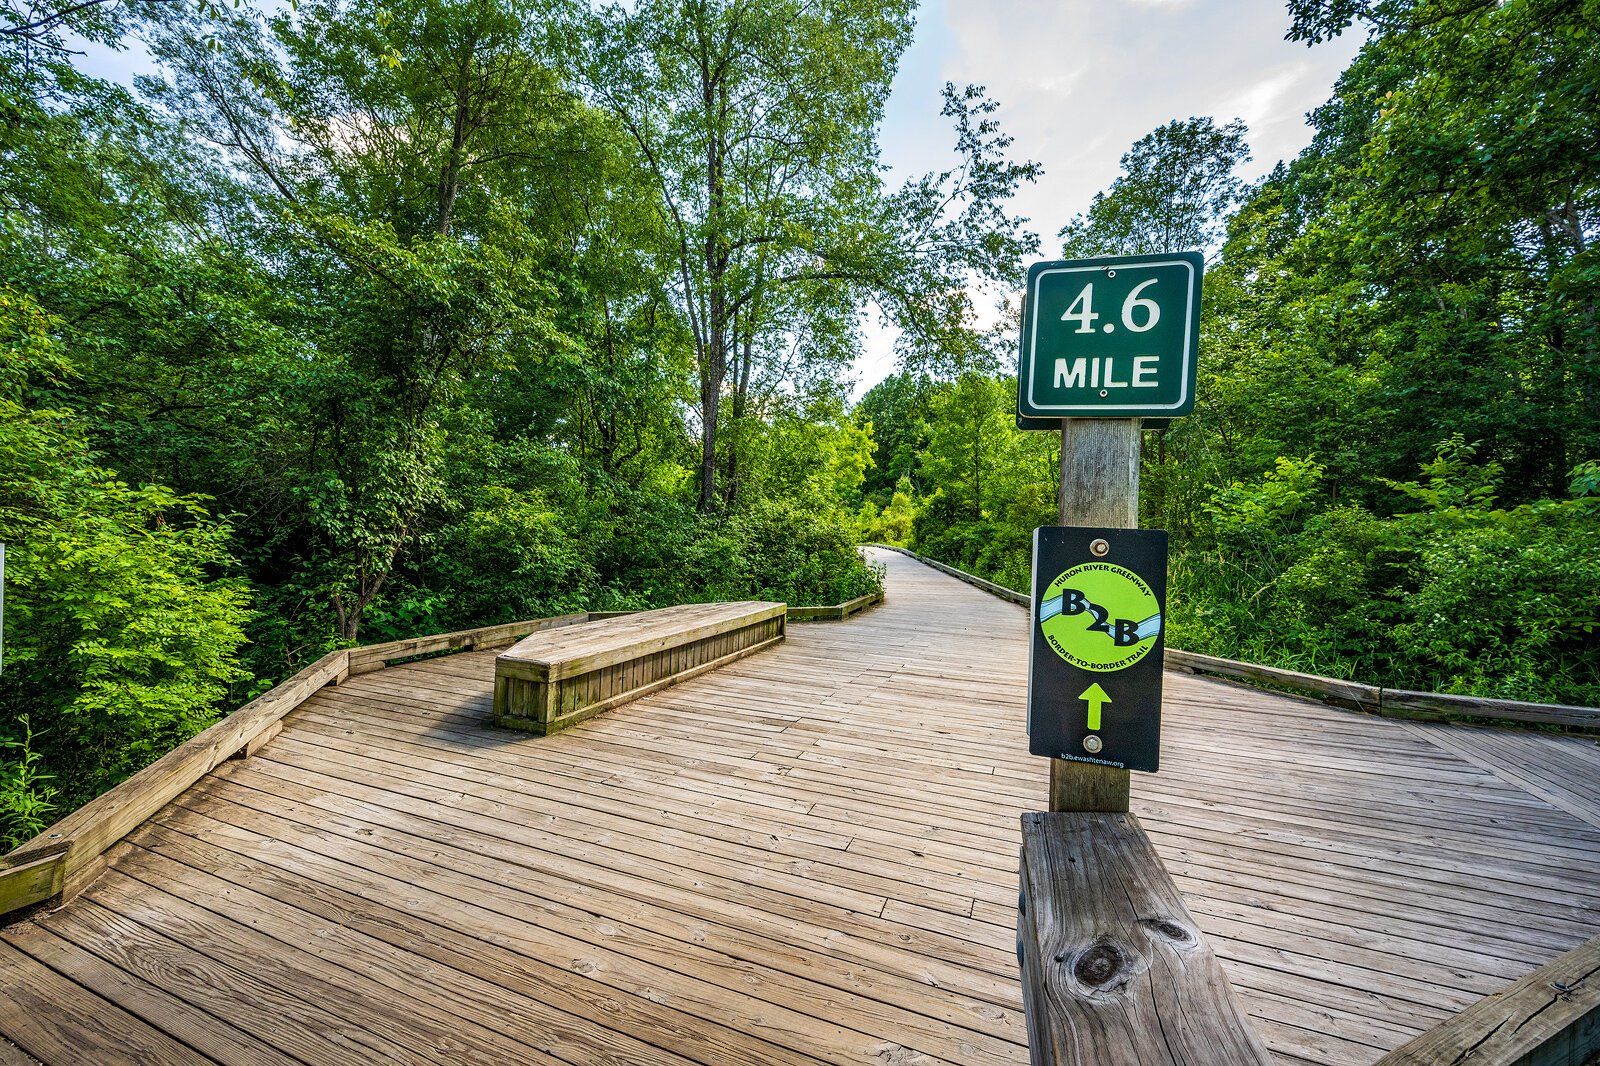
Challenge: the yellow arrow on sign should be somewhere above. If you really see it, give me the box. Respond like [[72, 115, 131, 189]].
[[1079, 682, 1111, 731]]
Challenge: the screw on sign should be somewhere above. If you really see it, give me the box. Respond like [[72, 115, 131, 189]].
[[1027, 526, 1168, 773]]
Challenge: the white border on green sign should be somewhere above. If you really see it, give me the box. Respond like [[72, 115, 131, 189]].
[[1024, 257, 1197, 415]]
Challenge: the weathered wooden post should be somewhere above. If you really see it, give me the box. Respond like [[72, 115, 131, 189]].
[[1051, 417, 1140, 812]]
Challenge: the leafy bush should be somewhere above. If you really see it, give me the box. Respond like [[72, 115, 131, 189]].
[[1169, 442, 1600, 703], [0, 717, 57, 850], [1, 288, 251, 809]]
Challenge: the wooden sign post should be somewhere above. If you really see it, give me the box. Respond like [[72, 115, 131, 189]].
[[1051, 419, 1140, 812]]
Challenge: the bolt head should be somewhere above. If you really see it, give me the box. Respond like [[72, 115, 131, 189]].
[[1083, 735, 1103, 753], [1090, 538, 1110, 557]]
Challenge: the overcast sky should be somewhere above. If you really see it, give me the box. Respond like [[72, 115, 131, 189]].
[[852, 0, 1364, 395]]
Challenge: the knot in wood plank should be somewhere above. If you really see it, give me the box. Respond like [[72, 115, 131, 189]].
[[1138, 916, 1197, 950], [1064, 936, 1147, 998]]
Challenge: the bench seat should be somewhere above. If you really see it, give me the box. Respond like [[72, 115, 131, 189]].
[[491, 602, 785, 734]]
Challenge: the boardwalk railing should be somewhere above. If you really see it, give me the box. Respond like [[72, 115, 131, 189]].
[[867, 544, 1599, 731], [1018, 812, 1273, 1065], [788, 589, 883, 621], [1374, 933, 1600, 1066], [0, 615, 592, 919]]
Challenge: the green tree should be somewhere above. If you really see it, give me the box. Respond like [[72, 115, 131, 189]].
[[1059, 116, 1251, 258], [0, 288, 250, 827], [142, 0, 628, 642], [585, 0, 910, 512], [586, 0, 1039, 511], [854, 371, 934, 504]]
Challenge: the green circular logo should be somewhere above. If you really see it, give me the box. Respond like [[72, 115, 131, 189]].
[[1040, 563, 1162, 672]]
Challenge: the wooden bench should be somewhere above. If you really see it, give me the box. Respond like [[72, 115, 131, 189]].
[[491, 602, 785, 735]]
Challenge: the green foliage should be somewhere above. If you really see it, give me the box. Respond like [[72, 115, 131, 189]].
[[0, 288, 250, 810], [857, 479, 918, 546], [0, 0, 944, 834], [855, 369, 1054, 595], [1134, 1, 1600, 703], [1165, 443, 1600, 704], [859, 4, 1600, 706], [1060, 116, 1250, 258], [0, 717, 57, 850]]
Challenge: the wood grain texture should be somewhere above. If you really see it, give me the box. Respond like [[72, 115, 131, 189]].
[[0, 1037, 39, 1066], [345, 614, 591, 674], [0, 614, 611, 920], [0, 939, 212, 1065], [0, 649, 349, 910], [496, 602, 785, 679], [1019, 812, 1271, 1065], [788, 590, 884, 621], [1053, 417, 1141, 813], [1048, 762, 1130, 814], [1380, 690, 1600, 731], [0, 851, 62, 918], [1374, 934, 1600, 1066], [493, 604, 785, 734]]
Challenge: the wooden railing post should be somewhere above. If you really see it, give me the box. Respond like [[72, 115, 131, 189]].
[[1373, 933, 1600, 1066], [1017, 812, 1272, 1065]]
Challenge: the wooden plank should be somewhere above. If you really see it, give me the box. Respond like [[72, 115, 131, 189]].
[[233, 719, 282, 760], [494, 605, 786, 734], [0, 1038, 38, 1066], [786, 605, 842, 621], [1382, 689, 1600, 730], [1405, 724, 1600, 834], [789, 591, 883, 623], [1164, 649, 1383, 710], [3, 921, 291, 1065], [1375, 934, 1600, 1066], [1017, 811, 1272, 1065], [125, 828, 821, 1066], [496, 602, 785, 680], [154, 792, 1024, 1065], [497, 635, 785, 735], [78, 874, 570, 1066], [0, 938, 213, 1065], [0, 849, 64, 917]]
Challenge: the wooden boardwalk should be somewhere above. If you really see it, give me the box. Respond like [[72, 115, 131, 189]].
[[3, 548, 1598, 1065]]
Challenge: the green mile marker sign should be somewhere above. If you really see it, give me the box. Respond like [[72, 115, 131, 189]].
[[1016, 250, 1203, 421]]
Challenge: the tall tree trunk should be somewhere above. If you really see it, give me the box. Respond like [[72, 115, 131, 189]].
[[698, 68, 728, 513], [1558, 198, 1599, 421], [723, 305, 755, 507], [436, 43, 476, 236]]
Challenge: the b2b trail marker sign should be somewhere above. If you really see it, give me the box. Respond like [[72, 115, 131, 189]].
[[1028, 526, 1168, 773], [1016, 250, 1202, 420]]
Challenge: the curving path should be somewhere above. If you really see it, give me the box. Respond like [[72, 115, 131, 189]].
[[1, 547, 1597, 1065]]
